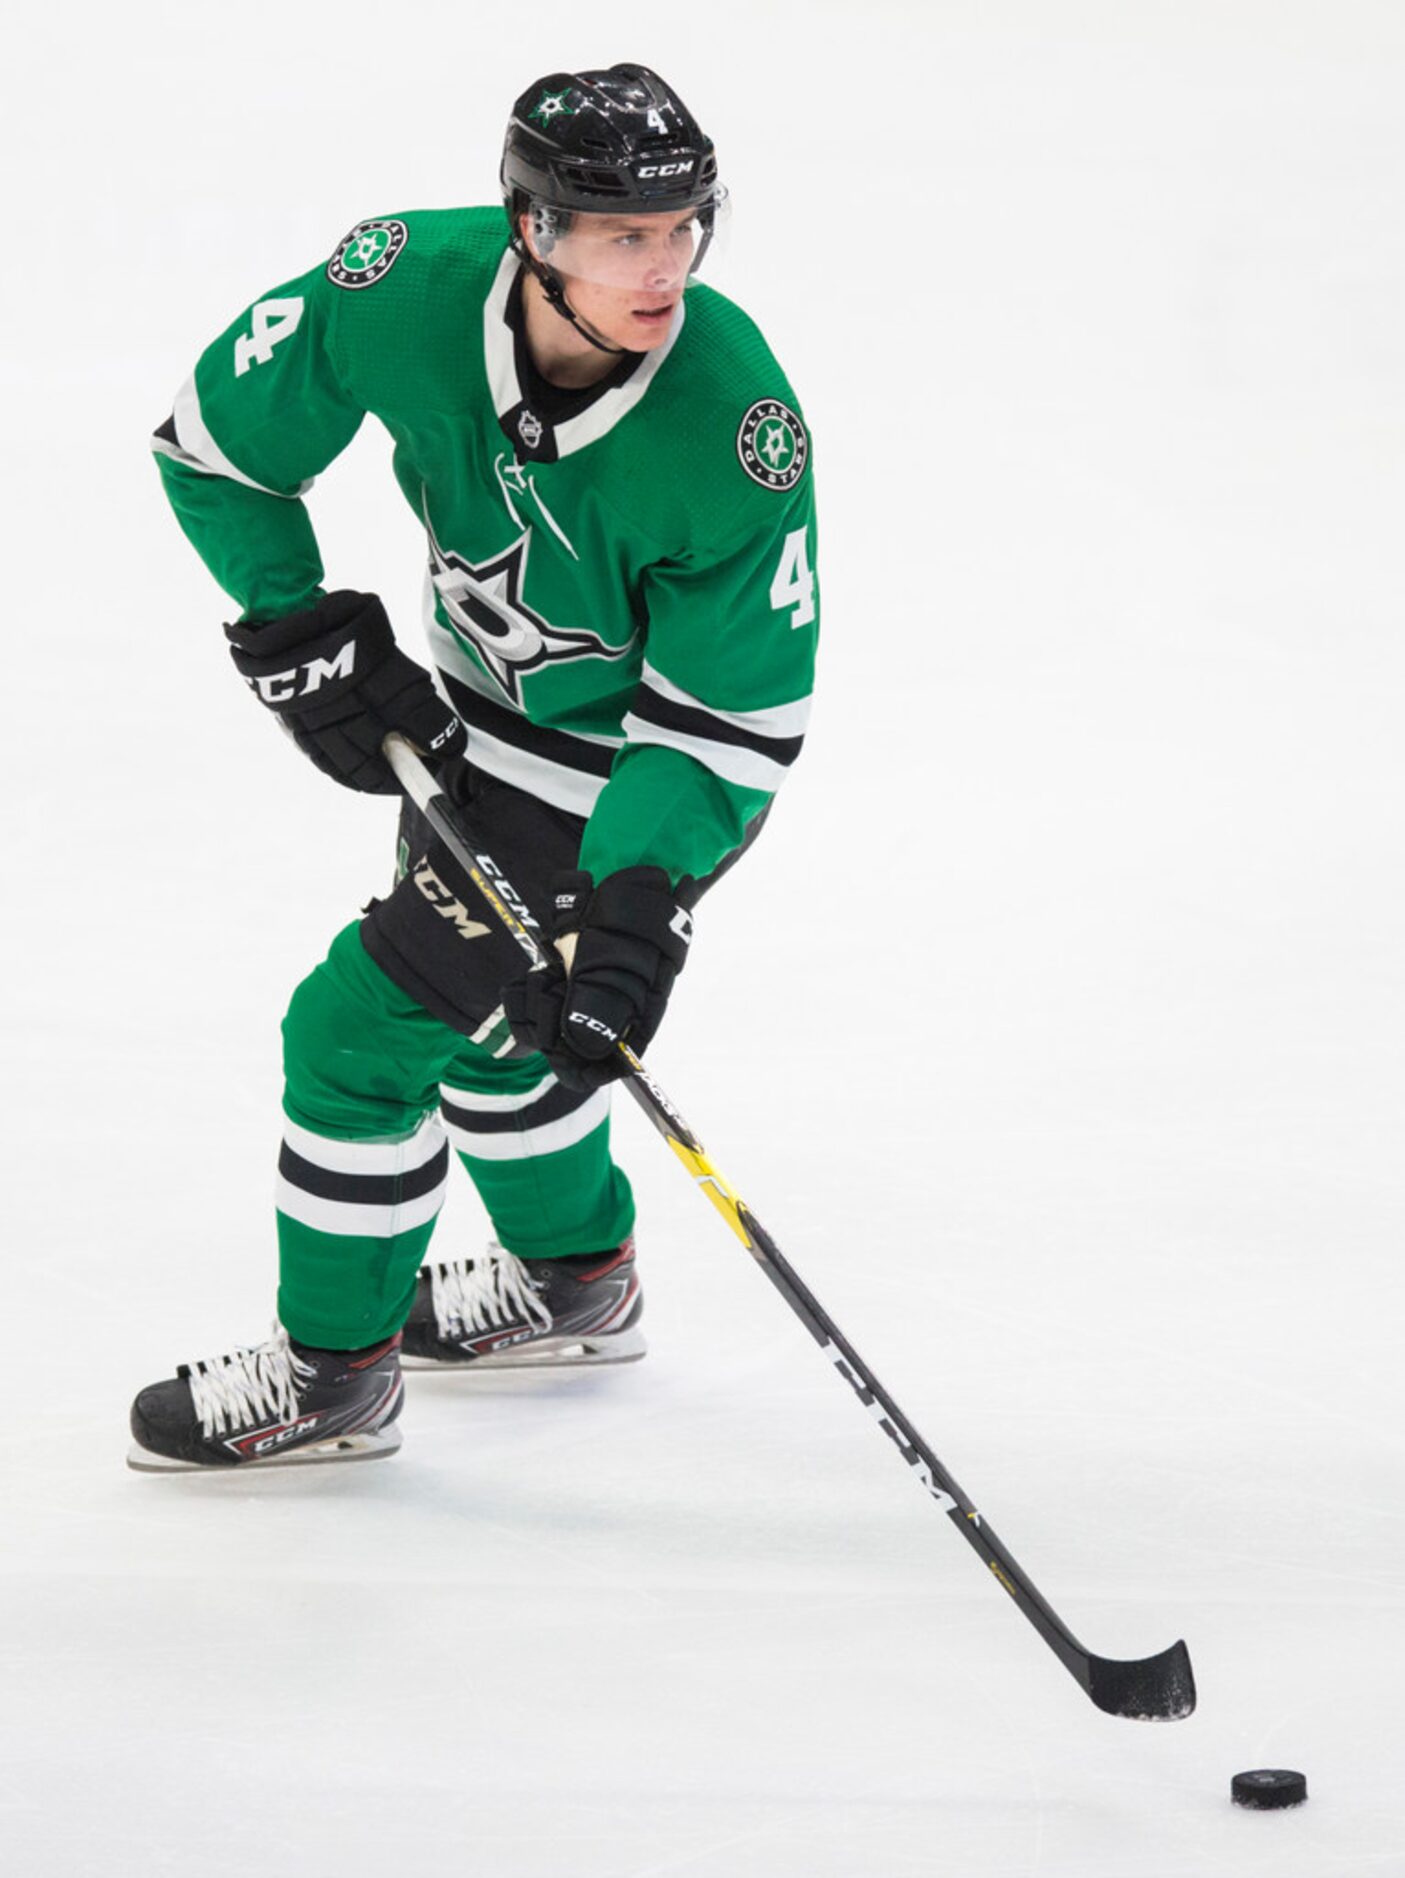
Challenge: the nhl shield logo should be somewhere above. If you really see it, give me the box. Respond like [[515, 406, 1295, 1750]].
[[327, 218, 409, 290], [736, 399, 808, 491], [518, 408, 544, 449]]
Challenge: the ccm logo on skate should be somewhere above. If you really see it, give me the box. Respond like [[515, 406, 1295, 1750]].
[[569, 1012, 619, 1041], [232, 1414, 322, 1457], [466, 1328, 536, 1354], [244, 642, 356, 704]]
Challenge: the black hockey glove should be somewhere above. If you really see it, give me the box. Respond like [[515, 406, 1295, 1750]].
[[225, 589, 464, 794], [502, 868, 695, 1090]]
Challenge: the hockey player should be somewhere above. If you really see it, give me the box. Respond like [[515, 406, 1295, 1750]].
[[130, 64, 818, 1470]]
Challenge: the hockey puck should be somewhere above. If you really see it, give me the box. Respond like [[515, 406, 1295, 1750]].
[[1231, 1769, 1307, 1810]]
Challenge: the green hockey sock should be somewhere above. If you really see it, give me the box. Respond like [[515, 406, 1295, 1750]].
[[437, 1044, 634, 1259], [274, 922, 633, 1346]]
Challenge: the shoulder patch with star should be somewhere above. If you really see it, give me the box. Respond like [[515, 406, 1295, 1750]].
[[327, 218, 409, 290], [736, 398, 808, 491]]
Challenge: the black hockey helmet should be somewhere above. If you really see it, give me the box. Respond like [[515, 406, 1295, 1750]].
[[502, 63, 720, 227]]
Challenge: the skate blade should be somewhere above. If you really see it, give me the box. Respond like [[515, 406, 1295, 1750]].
[[401, 1325, 647, 1372], [126, 1425, 403, 1473]]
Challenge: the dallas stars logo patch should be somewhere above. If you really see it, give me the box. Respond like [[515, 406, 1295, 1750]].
[[426, 513, 628, 707], [736, 399, 808, 490], [529, 88, 576, 128], [327, 219, 408, 290]]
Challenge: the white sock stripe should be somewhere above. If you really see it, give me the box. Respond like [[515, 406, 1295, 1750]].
[[443, 1089, 611, 1162], [275, 1176, 447, 1239], [438, 1072, 558, 1115], [281, 1113, 446, 1176]]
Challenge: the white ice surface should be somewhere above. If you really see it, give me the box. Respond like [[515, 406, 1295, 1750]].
[[3, 2, 1404, 1873]]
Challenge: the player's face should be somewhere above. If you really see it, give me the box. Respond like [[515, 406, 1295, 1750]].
[[529, 206, 701, 349]]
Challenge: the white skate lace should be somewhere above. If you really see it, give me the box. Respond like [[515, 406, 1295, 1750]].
[[429, 1244, 554, 1342], [185, 1325, 315, 1437]]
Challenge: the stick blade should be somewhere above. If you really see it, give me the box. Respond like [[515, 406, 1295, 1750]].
[[1085, 1638, 1196, 1720]]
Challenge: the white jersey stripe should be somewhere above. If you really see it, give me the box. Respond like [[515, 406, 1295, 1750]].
[[637, 662, 814, 741], [618, 713, 792, 793], [482, 251, 520, 422], [458, 724, 608, 817], [167, 375, 311, 498]]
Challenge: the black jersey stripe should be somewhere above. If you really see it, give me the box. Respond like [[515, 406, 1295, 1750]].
[[277, 1140, 450, 1207], [629, 683, 806, 767], [439, 670, 619, 780], [439, 1078, 594, 1137]]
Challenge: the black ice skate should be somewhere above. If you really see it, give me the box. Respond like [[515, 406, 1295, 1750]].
[[400, 1238, 645, 1370], [128, 1326, 404, 1471]]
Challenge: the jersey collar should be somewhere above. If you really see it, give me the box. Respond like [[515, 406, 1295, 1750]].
[[483, 248, 686, 462]]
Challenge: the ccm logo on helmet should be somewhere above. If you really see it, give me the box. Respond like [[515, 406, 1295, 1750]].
[[636, 161, 694, 178]]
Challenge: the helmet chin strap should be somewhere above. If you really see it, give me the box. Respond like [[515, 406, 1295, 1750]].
[[519, 245, 630, 357]]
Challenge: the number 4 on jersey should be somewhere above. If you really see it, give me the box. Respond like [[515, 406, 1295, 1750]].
[[234, 297, 305, 377], [770, 527, 816, 629]]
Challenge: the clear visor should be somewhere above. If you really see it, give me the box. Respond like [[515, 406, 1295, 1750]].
[[524, 188, 730, 292]]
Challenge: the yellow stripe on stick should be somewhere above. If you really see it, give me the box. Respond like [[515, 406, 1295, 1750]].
[[664, 1137, 756, 1248]]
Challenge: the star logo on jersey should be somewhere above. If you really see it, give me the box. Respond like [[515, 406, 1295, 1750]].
[[349, 229, 390, 270], [736, 398, 808, 491], [327, 218, 408, 290], [529, 88, 575, 128], [425, 513, 629, 706]]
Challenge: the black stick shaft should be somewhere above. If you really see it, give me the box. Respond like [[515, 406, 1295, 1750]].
[[382, 735, 1195, 1721]]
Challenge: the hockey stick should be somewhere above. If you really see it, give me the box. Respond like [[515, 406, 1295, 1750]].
[[383, 733, 1196, 1721]]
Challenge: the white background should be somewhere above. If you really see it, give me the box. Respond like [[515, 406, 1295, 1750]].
[[3, 2, 1403, 1872]]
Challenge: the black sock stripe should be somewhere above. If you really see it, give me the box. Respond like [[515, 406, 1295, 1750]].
[[277, 1140, 450, 1207]]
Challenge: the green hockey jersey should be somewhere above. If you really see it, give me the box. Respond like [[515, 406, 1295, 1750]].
[[153, 207, 819, 886]]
